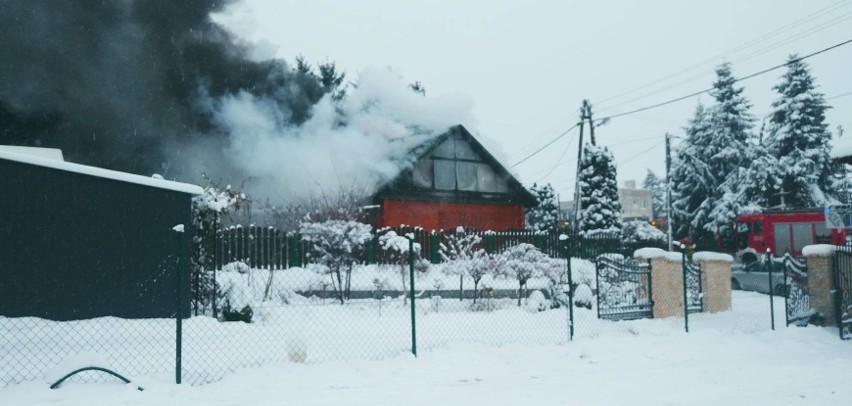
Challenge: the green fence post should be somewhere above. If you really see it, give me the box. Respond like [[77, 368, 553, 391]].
[[766, 251, 775, 331], [565, 235, 574, 341], [174, 226, 184, 385], [486, 233, 495, 254], [431, 232, 440, 264], [681, 246, 689, 333], [409, 237, 417, 357], [366, 236, 375, 265]]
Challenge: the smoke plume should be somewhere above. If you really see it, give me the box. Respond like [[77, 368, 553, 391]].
[[0, 0, 474, 204]]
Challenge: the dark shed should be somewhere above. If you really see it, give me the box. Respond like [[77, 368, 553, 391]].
[[0, 148, 201, 320]]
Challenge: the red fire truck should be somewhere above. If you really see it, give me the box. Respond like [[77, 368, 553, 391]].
[[718, 208, 848, 262]]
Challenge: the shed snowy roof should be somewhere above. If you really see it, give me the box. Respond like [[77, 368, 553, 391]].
[[0, 148, 203, 195]]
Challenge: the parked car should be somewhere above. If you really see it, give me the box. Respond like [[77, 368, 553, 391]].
[[731, 260, 788, 296]]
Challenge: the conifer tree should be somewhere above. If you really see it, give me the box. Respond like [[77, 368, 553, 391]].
[[578, 144, 623, 235], [671, 104, 715, 243], [642, 169, 666, 219], [764, 55, 835, 208], [526, 183, 559, 231]]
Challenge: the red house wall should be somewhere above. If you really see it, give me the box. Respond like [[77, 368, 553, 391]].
[[378, 199, 525, 231]]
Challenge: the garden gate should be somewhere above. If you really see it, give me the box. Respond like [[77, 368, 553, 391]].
[[684, 258, 703, 314], [834, 249, 852, 340], [595, 255, 653, 320], [782, 254, 811, 326]]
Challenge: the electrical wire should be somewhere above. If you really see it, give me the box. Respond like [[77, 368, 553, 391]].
[[594, 0, 852, 108], [597, 11, 852, 114], [510, 123, 580, 168], [598, 37, 852, 122]]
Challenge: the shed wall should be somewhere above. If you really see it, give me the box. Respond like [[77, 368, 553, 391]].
[[0, 158, 192, 320]]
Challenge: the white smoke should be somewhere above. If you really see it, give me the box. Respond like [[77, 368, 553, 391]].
[[210, 67, 476, 204]]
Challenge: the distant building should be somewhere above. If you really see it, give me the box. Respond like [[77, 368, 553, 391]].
[[618, 180, 653, 221], [558, 200, 574, 228]]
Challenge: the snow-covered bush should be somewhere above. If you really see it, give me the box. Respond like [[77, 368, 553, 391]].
[[541, 257, 568, 308], [570, 258, 596, 289], [191, 181, 249, 315], [300, 220, 373, 304], [218, 261, 257, 322], [573, 284, 593, 309], [379, 230, 429, 304], [623, 220, 667, 249], [439, 228, 486, 301], [497, 243, 548, 306], [526, 290, 549, 312]]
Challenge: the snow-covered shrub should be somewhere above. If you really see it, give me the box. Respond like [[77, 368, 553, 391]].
[[574, 283, 593, 309], [541, 257, 568, 309], [497, 243, 548, 306], [300, 220, 373, 304], [623, 220, 667, 251], [379, 230, 429, 304], [526, 290, 549, 312], [570, 258, 596, 289], [439, 228, 486, 301], [218, 261, 257, 322], [191, 180, 249, 315]]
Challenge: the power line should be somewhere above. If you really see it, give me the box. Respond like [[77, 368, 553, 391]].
[[595, 0, 852, 108], [828, 90, 852, 101], [598, 37, 852, 122], [510, 123, 580, 168], [535, 127, 578, 182], [618, 140, 667, 165], [597, 10, 852, 114]]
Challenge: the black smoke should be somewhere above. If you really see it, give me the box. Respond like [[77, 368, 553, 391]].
[[0, 0, 324, 178]]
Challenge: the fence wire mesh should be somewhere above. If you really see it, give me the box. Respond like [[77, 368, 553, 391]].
[[1, 260, 178, 387], [1, 227, 806, 388]]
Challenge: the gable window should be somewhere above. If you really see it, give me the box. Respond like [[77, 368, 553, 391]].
[[412, 136, 511, 193], [434, 159, 456, 190]]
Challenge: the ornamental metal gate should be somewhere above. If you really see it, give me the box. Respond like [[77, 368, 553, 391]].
[[782, 254, 811, 327], [595, 255, 653, 320], [684, 259, 703, 314], [834, 249, 852, 340]]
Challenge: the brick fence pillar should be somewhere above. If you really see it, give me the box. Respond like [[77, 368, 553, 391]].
[[803, 246, 836, 326], [648, 256, 684, 319], [696, 259, 732, 313]]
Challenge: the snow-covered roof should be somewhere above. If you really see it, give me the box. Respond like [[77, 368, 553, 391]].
[[0, 148, 203, 195], [0, 145, 64, 161]]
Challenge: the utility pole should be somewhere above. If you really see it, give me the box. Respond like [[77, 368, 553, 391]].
[[585, 100, 596, 146], [572, 102, 587, 232], [665, 133, 673, 251]]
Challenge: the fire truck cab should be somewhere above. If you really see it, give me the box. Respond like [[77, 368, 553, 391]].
[[718, 209, 846, 262]]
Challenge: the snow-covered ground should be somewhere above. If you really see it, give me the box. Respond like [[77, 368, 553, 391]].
[[2, 323, 850, 406]]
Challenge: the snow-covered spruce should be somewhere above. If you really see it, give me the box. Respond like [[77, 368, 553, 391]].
[[526, 183, 559, 232], [578, 144, 623, 235]]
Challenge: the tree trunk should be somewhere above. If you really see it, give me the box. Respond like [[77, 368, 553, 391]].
[[473, 280, 479, 304], [334, 268, 344, 305], [263, 269, 274, 301], [459, 275, 464, 301], [345, 263, 352, 300]]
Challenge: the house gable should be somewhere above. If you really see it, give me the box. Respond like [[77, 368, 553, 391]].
[[376, 125, 536, 207]]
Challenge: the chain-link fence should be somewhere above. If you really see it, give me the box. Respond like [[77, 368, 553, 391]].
[[1, 239, 183, 388], [2, 228, 801, 388]]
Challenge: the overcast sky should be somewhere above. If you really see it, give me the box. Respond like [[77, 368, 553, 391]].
[[217, 0, 852, 201]]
